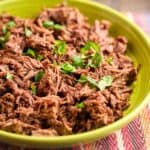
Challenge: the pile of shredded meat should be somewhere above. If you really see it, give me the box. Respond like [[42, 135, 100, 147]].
[[0, 5, 137, 136]]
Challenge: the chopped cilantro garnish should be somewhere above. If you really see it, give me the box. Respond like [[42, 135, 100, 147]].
[[6, 73, 13, 80], [106, 57, 113, 65], [0, 32, 10, 48], [97, 75, 113, 90], [87, 52, 102, 68], [81, 41, 100, 54], [34, 70, 44, 82], [54, 40, 66, 55], [72, 55, 84, 67], [78, 75, 87, 83], [78, 75, 113, 91], [2, 25, 7, 34], [30, 83, 37, 95], [7, 21, 16, 28], [53, 24, 64, 30], [1, 21, 15, 47], [36, 54, 43, 61], [76, 102, 84, 109], [43, 21, 55, 28], [43, 20, 64, 30], [24, 48, 36, 58], [61, 63, 76, 74], [80, 41, 102, 68], [23, 48, 43, 61], [24, 27, 32, 37]]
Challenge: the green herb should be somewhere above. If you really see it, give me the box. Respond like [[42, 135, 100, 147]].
[[24, 27, 32, 37], [80, 41, 102, 68], [6, 73, 13, 80], [2, 25, 7, 34], [78, 75, 113, 91], [24, 48, 36, 58], [0, 32, 10, 47], [34, 70, 44, 82], [88, 52, 102, 68], [30, 83, 37, 95], [81, 41, 100, 54], [0, 37, 6, 45], [72, 55, 84, 67], [78, 75, 97, 87], [61, 63, 76, 74], [43, 21, 55, 28], [2, 21, 15, 35], [106, 57, 113, 65], [52, 60, 58, 67], [54, 24, 64, 30], [4, 31, 10, 41], [0, 21, 15, 48], [86, 76, 98, 87], [7, 21, 16, 28], [78, 75, 88, 83], [36, 54, 43, 61], [23, 48, 43, 61], [92, 52, 102, 67], [43, 20, 64, 30], [54, 40, 66, 55], [76, 102, 85, 109], [97, 75, 113, 90]]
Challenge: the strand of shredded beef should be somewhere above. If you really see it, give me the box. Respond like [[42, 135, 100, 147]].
[[0, 4, 137, 136]]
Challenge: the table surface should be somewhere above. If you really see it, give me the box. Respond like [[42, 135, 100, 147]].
[[94, 0, 150, 12]]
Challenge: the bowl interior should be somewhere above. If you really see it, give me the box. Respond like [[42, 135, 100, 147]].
[[0, 0, 150, 148]]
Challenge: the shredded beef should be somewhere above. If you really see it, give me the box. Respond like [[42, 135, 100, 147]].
[[0, 4, 137, 136]]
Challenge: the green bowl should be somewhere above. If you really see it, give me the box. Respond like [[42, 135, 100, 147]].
[[0, 0, 150, 148]]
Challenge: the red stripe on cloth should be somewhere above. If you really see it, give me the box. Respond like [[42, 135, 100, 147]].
[[72, 145, 81, 150], [83, 143, 92, 150], [108, 133, 118, 150], [95, 137, 109, 150], [128, 118, 147, 150], [121, 126, 133, 150]]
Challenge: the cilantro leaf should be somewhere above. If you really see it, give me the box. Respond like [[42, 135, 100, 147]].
[[81, 41, 100, 54], [54, 40, 66, 55], [88, 52, 102, 68], [7, 21, 16, 28], [76, 102, 84, 109], [43, 20, 55, 28], [92, 52, 102, 68], [43, 20, 64, 30], [78, 75, 97, 87], [25, 27, 32, 37], [72, 55, 84, 67], [6, 73, 13, 80], [23, 48, 43, 61], [54, 24, 64, 30], [0, 32, 10, 48], [86, 76, 98, 87], [78, 75, 88, 83], [36, 54, 43, 61], [24, 48, 36, 58], [2, 25, 7, 34], [34, 70, 44, 82], [98, 75, 113, 90], [30, 83, 37, 95], [61, 63, 76, 74], [106, 57, 113, 65], [78, 75, 113, 91]]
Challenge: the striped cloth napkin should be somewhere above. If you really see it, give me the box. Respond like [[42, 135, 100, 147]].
[[0, 13, 150, 150]]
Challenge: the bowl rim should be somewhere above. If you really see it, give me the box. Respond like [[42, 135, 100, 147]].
[[0, 0, 150, 146]]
